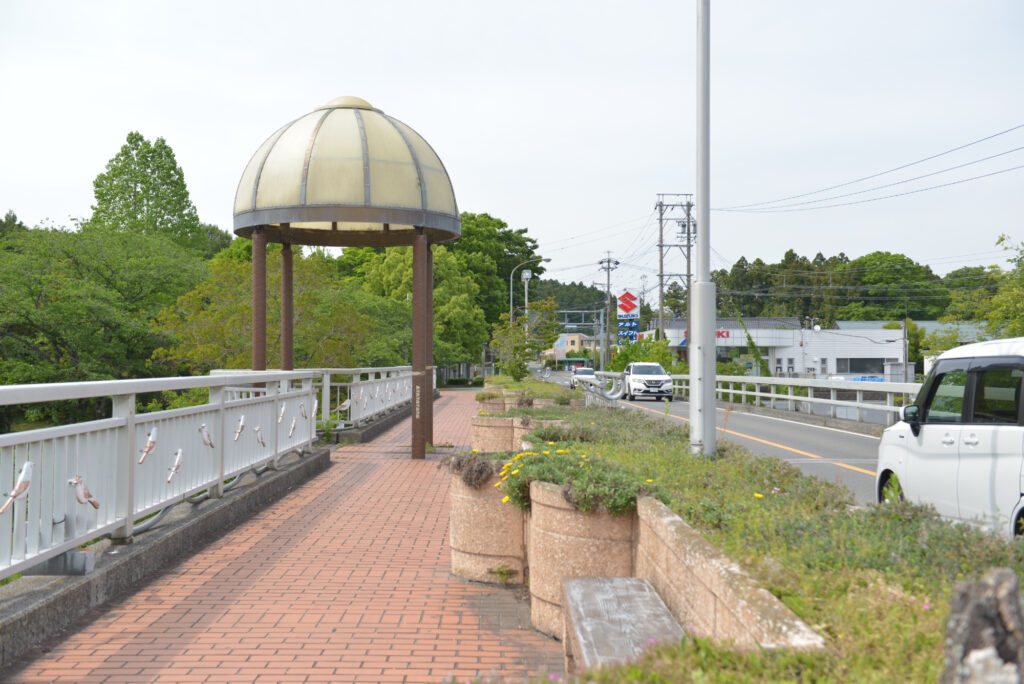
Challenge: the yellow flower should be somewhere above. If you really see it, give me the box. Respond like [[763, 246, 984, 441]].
[[494, 481, 502, 488], [472, 448, 479, 453], [502, 496, 510, 503], [511, 469, 519, 475], [589, 422, 595, 425], [543, 451, 550, 455], [646, 479, 653, 483], [547, 441, 555, 446], [555, 449, 567, 454], [580, 454, 587, 459], [754, 492, 764, 499], [502, 476, 508, 481]]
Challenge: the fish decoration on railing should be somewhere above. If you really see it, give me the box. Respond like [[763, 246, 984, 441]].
[[234, 415, 245, 441], [70, 475, 100, 509], [199, 423, 215, 449], [254, 425, 266, 447], [300, 402, 307, 419], [167, 449, 183, 484], [278, 403, 287, 424], [139, 427, 158, 464], [288, 417, 297, 438], [0, 461, 33, 514]]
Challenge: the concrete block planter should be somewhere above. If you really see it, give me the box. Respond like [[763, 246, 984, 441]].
[[528, 481, 635, 639], [471, 416, 568, 454], [448, 471, 526, 585]]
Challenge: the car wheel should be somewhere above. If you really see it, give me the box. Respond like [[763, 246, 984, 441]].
[[667, 395, 673, 402], [879, 473, 904, 504]]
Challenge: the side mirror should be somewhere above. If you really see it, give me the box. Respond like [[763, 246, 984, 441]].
[[903, 404, 921, 436]]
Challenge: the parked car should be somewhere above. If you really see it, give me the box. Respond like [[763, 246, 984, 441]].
[[569, 366, 595, 389], [875, 337, 1024, 538], [624, 362, 673, 401]]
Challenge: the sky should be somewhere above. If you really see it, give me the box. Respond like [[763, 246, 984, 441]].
[[2, 0, 1022, 301]]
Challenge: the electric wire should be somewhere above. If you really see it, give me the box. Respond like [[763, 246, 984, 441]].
[[717, 122, 1024, 210]]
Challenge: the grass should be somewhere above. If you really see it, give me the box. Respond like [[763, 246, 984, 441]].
[[492, 403, 1024, 682]]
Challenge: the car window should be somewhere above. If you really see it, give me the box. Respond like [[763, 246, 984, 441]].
[[577, 368, 594, 375], [970, 368, 1022, 424], [633, 365, 667, 376], [922, 370, 968, 423]]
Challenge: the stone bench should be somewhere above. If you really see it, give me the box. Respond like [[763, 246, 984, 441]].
[[561, 577, 685, 675]]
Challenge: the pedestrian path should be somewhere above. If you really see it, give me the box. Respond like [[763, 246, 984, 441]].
[[5, 390, 564, 683]]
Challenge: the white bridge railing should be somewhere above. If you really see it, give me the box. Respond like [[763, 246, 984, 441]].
[[580, 371, 921, 425], [0, 371, 320, 581], [317, 367, 415, 428]]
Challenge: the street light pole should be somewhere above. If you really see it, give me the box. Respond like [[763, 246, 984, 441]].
[[510, 257, 550, 318]]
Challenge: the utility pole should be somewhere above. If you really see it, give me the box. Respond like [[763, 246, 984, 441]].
[[655, 193, 694, 343], [691, 0, 717, 457], [657, 200, 665, 340], [598, 253, 619, 369], [684, 199, 694, 356]]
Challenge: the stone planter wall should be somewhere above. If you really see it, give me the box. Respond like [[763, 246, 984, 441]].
[[471, 417, 568, 454], [528, 481, 635, 639], [448, 472, 526, 584], [635, 496, 825, 651]]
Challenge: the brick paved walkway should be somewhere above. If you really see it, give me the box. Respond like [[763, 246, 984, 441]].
[[5, 391, 563, 683]]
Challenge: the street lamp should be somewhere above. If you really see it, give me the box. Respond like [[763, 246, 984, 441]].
[[510, 257, 550, 318]]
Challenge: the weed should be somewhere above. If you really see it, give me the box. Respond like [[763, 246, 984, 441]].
[[488, 563, 518, 585]]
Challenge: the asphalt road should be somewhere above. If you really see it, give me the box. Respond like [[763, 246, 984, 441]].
[[543, 368, 880, 505]]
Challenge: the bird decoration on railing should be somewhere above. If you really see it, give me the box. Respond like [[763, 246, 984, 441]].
[[70, 475, 100, 509], [312, 399, 318, 420], [288, 417, 297, 438], [199, 423, 215, 449], [0, 461, 33, 514], [300, 402, 307, 419], [139, 427, 158, 464], [167, 449, 183, 484], [254, 425, 266, 447], [234, 415, 245, 441], [335, 398, 350, 414], [278, 403, 287, 424]]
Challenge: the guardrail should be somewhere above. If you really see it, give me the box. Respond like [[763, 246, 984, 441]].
[[0, 371, 319, 581], [578, 371, 921, 425], [316, 367, 415, 428]]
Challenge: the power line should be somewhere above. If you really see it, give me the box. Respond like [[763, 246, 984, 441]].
[[716, 121, 1024, 210], [720, 145, 1024, 212], [716, 163, 1024, 213]]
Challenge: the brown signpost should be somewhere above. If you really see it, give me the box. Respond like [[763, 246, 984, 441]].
[[233, 96, 460, 459]]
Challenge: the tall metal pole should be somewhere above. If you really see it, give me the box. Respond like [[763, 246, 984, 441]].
[[281, 243, 294, 371], [685, 200, 694, 359], [251, 227, 267, 371], [690, 0, 717, 457]]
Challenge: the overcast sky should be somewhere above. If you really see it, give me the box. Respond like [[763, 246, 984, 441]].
[[2, 1, 1022, 299]]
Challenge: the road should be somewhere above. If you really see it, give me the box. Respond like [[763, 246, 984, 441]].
[[543, 368, 880, 505]]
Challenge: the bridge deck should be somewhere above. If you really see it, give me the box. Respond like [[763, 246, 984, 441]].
[[5, 390, 562, 683]]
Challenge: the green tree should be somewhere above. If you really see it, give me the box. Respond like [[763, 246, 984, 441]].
[[489, 297, 561, 381], [0, 226, 204, 418], [941, 265, 1002, 322], [607, 337, 673, 372], [834, 252, 949, 321], [0, 210, 27, 239], [984, 236, 1024, 337], [88, 131, 222, 256]]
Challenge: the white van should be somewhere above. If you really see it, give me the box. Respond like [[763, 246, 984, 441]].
[[875, 337, 1024, 537]]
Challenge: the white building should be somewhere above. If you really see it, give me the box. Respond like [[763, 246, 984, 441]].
[[650, 317, 911, 381]]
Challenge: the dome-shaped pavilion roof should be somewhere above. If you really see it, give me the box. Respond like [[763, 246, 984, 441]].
[[233, 97, 460, 246]]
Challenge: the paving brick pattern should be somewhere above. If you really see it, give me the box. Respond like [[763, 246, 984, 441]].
[[5, 391, 564, 683]]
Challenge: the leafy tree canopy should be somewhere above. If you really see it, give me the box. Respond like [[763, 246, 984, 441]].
[[88, 131, 226, 257]]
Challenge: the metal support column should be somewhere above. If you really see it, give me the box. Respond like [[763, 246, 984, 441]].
[[412, 228, 432, 459], [690, 0, 717, 457], [281, 243, 294, 371], [252, 227, 267, 371]]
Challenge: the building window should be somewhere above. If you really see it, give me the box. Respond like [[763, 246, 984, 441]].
[[821, 358, 828, 374], [570, 340, 576, 347], [836, 358, 884, 375]]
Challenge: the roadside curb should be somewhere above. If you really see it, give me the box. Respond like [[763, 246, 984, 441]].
[[0, 447, 331, 670]]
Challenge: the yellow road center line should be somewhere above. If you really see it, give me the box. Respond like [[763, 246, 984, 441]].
[[628, 401, 876, 477]]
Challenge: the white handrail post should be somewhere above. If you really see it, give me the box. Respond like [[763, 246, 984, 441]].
[[111, 394, 136, 544], [830, 387, 837, 419], [209, 385, 225, 498], [857, 389, 864, 422], [788, 385, 794, 413], [270, 380, 282, 460], [887, 391, 896, 425], [303, 377, 315, 447], [321, 371, 331, 427]]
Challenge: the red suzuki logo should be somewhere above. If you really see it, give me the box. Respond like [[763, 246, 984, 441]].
[[617, 291, 637, 314]]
